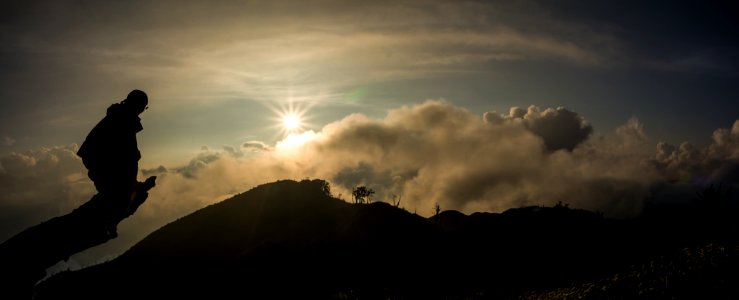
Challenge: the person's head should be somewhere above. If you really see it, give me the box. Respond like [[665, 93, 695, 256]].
[[122, 89, 148, 114]]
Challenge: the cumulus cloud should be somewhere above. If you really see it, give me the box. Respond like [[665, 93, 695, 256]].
[[651, 120, 739, 184], [0, 145, 94, 242], [3, 101, 736, 268], [134, 101, 653, 221], [576, 117, 652, 160], [484, 105, 593, 151], [615, 117, 649, 146], [708, 120, 739, 160], [173, 150, 222, 179]]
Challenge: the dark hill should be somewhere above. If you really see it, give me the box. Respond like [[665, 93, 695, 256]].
[[36, 179, 738, 299]]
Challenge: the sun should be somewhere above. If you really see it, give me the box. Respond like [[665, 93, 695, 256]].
[[268, 100, 313, 137], [283, 114, 301, 131]]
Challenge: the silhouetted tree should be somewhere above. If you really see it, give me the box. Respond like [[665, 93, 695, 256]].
[[320, 180, 332, 197], [555, 201, 570, 209], [434, 202, 441, 224], [352, 186, 375, 204], [392, 194, 402, 208]]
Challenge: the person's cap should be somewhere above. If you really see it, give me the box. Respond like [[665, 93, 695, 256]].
[[125, 90, 148, 105], [123, 89, 148, 112]]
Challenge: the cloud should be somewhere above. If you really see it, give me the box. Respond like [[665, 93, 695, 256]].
[[141, 165, 167, 177], [484, 105, 593, 151], [0, 1, 613, 113], [0, 0, 630, 168], [651, 120, 739, 184], [615, 117, 649, 147], [0, 144, 95, 242], [708, 120, 739, 160], [3, 101, 736, 269], [242, 140, 272, 152], [173, 150, 222, 179], [138, 101, 654, 220]]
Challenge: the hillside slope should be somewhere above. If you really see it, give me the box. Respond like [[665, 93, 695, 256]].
[[37, 179, 737, 299]]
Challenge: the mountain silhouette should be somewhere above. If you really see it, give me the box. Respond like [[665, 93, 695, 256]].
[[36, 179, 737, 299]]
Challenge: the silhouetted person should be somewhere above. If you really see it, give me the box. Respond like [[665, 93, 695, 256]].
[[77, 90, 156, 232], [78, 89, 147, 197], [0, 90, 157, 299]]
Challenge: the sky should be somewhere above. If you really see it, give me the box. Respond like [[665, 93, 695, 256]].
[[1, 0, 739, 267]]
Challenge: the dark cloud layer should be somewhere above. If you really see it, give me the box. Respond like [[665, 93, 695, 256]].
[[484, 106, 592, 151]]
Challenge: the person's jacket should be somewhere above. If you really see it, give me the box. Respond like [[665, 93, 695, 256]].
[[77, 103, 142, 185]]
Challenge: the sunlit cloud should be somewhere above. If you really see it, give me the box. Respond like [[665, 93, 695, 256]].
[[145, 101, 736, 220], [275, 131, 318, 154], [2, 100, 738, 268]]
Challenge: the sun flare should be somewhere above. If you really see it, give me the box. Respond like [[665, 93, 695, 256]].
[[268, 101, 313, 138], [283, 114, 301, 131]]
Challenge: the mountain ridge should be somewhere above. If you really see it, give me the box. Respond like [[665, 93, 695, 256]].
[[36, 179, 738, 299]]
